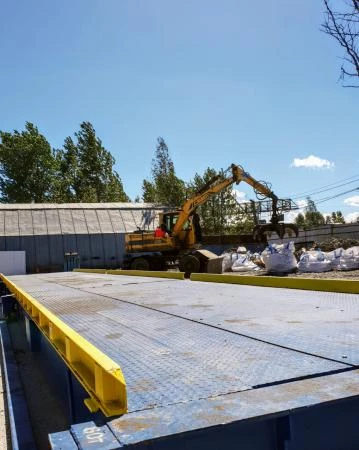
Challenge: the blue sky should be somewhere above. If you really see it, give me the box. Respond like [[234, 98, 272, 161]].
[[1, 0, 358, 221]]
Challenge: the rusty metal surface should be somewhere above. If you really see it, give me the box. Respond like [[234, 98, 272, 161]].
[[108, 369, 359, 445], [8, 272, 356, 417]]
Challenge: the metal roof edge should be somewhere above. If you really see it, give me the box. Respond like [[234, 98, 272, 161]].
[[0, 203, 167, 210]]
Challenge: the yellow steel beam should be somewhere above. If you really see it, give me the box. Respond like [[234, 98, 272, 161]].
[[73, 268, 185, 280], [106, 269, 185, 280], [190, 273, 359, 294], [73, 268, 107, 274], [0, 274, 127, 417]]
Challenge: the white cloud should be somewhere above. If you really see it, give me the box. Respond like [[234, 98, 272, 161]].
[[284, 198, 306, 222], [232, 189, 249, 203], [291, 155, 334, 169], [344, 195, 359, 207], [345, 212, 359, 223], [296, 199, 307, 209]]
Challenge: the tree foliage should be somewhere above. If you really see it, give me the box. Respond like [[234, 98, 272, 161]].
[[295, 197, 326, 228], [55, 122, 129, 202], [142, 137, 186, 206], [187, 167, 255, 235], [0, 121, 129, 203], [331, 210, 346, 223], [0, 122, 57, 202], [322, 0, 359, 87]]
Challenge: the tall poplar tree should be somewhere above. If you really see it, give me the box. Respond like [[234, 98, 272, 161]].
[[142, 137, 186, 206], [0, 122, 57, 202], [56, 122, 129, 202]]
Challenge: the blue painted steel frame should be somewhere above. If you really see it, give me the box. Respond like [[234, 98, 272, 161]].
[[0, 320, 37, 450]]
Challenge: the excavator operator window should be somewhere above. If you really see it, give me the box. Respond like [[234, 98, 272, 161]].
[[164, 214, 177, 233]]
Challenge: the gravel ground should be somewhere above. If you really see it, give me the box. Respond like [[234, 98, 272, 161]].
[[288, 269, 359, 279], [224, 269, 359, 279]]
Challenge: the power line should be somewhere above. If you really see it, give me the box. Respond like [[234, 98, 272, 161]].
[[289, 173, 359, 199], [292, 177, 359, 200], [314, 187, 359, 205]]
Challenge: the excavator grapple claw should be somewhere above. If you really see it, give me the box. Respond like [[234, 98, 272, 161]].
[[253, 223, 299, 241]]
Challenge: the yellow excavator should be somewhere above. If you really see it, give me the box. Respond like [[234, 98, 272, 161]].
[[124, 163, 299, 273]]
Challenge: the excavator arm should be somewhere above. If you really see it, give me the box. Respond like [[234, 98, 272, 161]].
[[172, 170, 240, 235], [172, 164, 298, 240]]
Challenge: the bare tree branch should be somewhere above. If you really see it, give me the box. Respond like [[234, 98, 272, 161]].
[[322, 0, 359, 87]]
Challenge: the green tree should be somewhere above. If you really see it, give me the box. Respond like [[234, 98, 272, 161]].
[[331, 211, 346, 224], [142, 137, 186, 206], [53, 136, 79, 202], [0, 122, 57, 202], [295, 213, 306, 228], [187, 167, 254, 235], [142, 179, 157, 203], [57, 122, 129, 202], [304, 197, 325, 228], [295, 198, 325, 229]]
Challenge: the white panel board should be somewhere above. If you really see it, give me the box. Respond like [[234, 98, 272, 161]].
[[0, 251, 26, 275]]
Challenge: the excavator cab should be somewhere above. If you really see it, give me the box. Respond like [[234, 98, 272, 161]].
[[161, 212, 196, 248]]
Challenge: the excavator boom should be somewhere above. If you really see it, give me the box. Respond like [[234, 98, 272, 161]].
[[172, 163, 298, 241]]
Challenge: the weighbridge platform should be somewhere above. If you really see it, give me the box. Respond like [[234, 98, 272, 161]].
[[1, 271, 359, 449]]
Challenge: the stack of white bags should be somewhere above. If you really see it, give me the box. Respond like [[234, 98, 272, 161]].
[[222, 242, 359, 274], [260, 243, 359, 273]]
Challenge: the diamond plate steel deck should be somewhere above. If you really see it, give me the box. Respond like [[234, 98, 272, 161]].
[[8, 272, 358, 416]]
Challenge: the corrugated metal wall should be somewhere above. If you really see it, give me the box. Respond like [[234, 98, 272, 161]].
[[0, 205, 162, 273]]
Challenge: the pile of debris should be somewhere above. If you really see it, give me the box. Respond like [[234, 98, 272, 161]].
[[312, 237, 359, 252], [221, 238, 359, 275]]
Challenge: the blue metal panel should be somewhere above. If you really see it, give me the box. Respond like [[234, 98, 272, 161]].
[[49, 431, 78, 449], [0, 321, 36, 450], [25, 316, 42, 352], [285, 396, 359, 450], [34, 234, 51, 271], [48, 234, 65, 272], [88, 235, 105, 269], [5, 235, 21, 251], [75, 234, 92, 268], [0, 294, 15, 318], [71, 422, 121, 449], [114, 233, 126, 266], [20, 235, 37, 273], [101, 234, 118, 269], [63, 233, 78, 255], [33, 320, 104, 425]]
